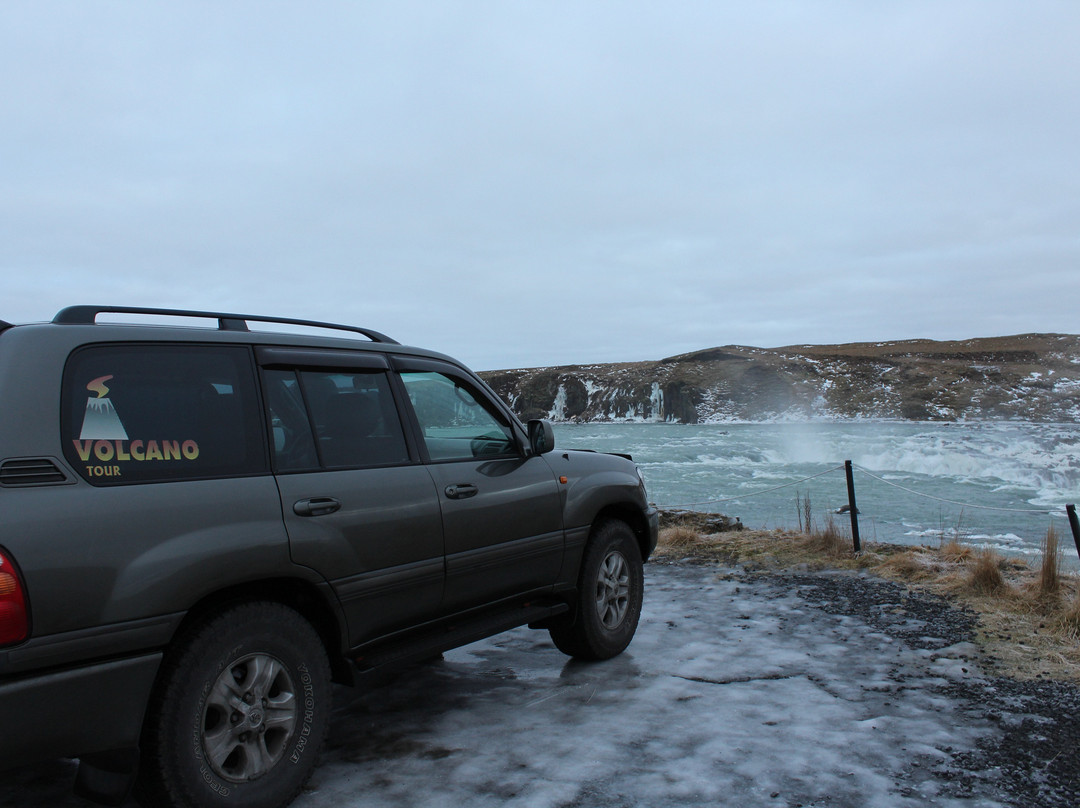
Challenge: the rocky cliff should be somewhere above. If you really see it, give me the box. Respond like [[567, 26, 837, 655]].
[[479, 334, 1080, 423]]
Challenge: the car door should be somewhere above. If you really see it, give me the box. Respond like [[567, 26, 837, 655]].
[[258, 348, 444, 647], [391, 357, 564, 612]]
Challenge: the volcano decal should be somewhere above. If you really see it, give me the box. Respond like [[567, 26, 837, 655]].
[[79, 375, 129, 440]]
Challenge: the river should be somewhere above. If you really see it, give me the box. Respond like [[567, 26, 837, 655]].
[[555, 421, 1080, 562]]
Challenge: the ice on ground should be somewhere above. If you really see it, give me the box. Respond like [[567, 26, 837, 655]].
[[299, 565, 1002, 808], [1, 565, 1010, 808]]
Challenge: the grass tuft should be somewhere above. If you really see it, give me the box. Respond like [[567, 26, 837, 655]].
[[1039, 526, 1062, 596], [876, 550, 937, 581], [808, 517, 848, 558], [658, 525, 701, 549], [1025, 526, 1063, 612], [1054, 591, 1080, 643], [966, 547, 1009, 596], [940, 538, 974, 564]]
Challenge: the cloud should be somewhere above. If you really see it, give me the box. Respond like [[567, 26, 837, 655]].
[[2, 1, 1079, 369]]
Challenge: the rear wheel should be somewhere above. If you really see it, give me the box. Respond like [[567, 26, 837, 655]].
[[137, 602, 331, 808], [550, 520, 644, 660]]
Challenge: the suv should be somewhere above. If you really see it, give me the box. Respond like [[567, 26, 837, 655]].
[[0, 306, 657, 808]]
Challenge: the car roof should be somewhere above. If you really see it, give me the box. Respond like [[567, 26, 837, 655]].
[[2, 305, 460, 367]]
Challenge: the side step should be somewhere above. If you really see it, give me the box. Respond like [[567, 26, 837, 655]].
[[352, 601, 568, 674]]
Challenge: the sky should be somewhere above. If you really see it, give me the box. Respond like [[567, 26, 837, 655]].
[[2, 1, 1079, 371]]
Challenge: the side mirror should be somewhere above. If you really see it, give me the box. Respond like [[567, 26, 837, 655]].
[[527, 419, 555, 455]]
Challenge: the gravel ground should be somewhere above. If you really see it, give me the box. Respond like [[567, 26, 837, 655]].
[[3, 561, 1079, 808], [773, 568, 1080, 807]]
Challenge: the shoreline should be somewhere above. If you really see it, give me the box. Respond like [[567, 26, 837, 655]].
[[552, 416, 1080, 426]]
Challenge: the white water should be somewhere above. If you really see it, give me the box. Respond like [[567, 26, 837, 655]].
[[555, 421, 1080, 562]]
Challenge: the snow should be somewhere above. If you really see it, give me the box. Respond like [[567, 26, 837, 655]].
[[547, 384, 568, 421], [649, 382, 664, 421]]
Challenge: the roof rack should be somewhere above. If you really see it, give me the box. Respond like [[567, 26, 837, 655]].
[[52, 305, 399, 344]]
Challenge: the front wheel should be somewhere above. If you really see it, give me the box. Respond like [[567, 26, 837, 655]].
[[136, 602, 331, 808], [550, 520, 644, 660]]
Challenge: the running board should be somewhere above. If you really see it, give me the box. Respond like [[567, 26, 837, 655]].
[[352, 601, 568, 674]]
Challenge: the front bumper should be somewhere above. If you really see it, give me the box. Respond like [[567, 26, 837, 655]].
[[644, 505, 659, 559]]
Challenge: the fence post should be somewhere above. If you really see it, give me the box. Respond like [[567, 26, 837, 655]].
[[844, 460, 861, 553], [1067, 504, 1080, 562]]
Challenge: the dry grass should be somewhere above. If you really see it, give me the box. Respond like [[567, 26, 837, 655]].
[[971, 599, 1080, 682], [795, 491, 813, 534], [1028, 526, 1063, 608], [806, 517, 848, 559], [940, 538, 974, 564], [654, 513, 1080, 683], [966, 548, 1009, 596], [658, 525, 703, 549], [874, 547, 946, 582], [1055, 591, 1080, 643]]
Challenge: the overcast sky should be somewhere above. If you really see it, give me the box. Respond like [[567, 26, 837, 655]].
[[2, 2, 1078, 370]]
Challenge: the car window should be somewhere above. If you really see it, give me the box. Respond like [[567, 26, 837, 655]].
[[62, 345, 266, 484], [264, 368, 410, 471], [262, 370, 320, 471], [400, 371, 517, 461]]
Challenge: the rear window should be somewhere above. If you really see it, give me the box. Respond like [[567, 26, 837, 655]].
[[62, 344, 267, 484]]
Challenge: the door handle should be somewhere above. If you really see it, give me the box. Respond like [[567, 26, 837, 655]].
[[444, 484, 479, 500], [293, 497, 342, 517]]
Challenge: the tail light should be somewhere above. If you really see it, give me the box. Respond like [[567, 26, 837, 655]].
[[0, 547, 29, 646]]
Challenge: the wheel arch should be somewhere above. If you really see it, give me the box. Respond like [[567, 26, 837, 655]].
[[163, 577, 353, 686], [591, 503, 653, 561]]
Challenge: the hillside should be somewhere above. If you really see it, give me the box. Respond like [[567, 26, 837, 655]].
[[479, 334, 1080, 423]]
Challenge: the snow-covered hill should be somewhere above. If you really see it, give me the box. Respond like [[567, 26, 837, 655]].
[[480, 334, 1080, 423]]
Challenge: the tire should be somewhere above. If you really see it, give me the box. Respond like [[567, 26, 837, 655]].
[[136, 602, 331, 808], [549, 520, 644, 661]]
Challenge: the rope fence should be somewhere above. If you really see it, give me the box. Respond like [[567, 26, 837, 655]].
[[851, 465, 1056, 515], [658, 459, 1080, 560], [661, 464, 846, 509]]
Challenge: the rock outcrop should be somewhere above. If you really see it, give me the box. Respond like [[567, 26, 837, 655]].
[[479, 334, 1080, 423]]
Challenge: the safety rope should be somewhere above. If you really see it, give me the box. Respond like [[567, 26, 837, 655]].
[[658, 462, 1059, 516], [852, 465, 1056, 515]]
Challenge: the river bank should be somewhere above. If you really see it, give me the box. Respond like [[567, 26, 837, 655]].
[[656, 509, 1080, 684]]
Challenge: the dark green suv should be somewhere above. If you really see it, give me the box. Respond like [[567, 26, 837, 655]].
[[0, 306, 658, 808]]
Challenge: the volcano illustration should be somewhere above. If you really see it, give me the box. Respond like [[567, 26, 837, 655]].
[[80, 376, 129, 440]]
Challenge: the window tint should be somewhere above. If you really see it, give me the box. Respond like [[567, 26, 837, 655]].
[[264, 369, 410, 471], [262, 370, 319, 471], [400, 371, 516, 461], [63, 345, 266, 484]]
